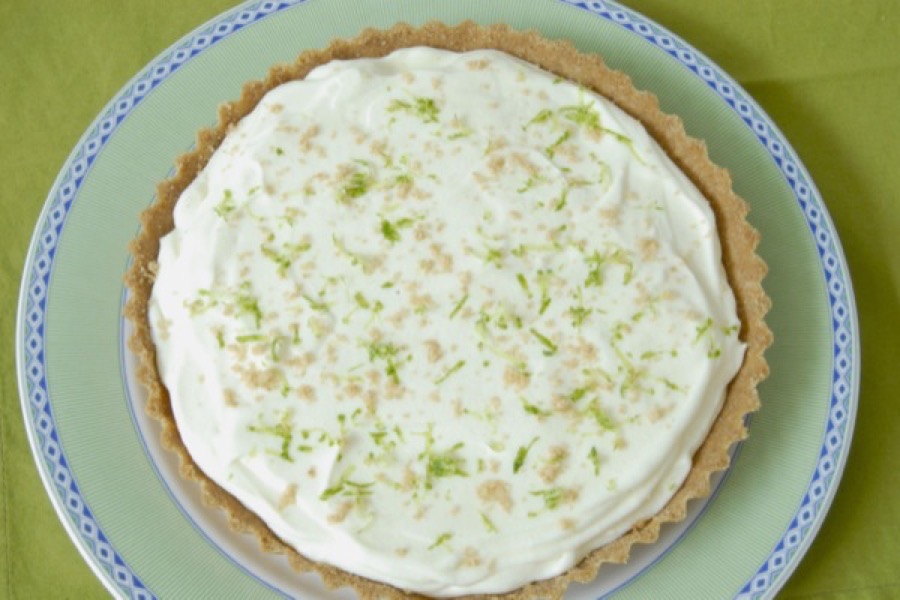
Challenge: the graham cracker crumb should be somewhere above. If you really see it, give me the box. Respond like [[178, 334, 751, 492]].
[[477, 479, 513, 513]]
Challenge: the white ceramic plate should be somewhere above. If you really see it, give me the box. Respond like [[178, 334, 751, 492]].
[[17, 1, 858, 598]]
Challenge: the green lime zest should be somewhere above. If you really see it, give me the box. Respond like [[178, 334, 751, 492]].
[[301, 294, 329, 312], [214, 189, 237, 219], [513, 436, 539, 473], [694, 317, 714, 343], [319, 467, 374, 502], [545, 129, 571, 158], [587, 400, 617, 431], [434, 360, 466, 385], [338, 161, 375, 203], [480, 512, 498, 533], [559, 101, 602, 132], [449, 293, 469, 319], [424, 441, 468, 490], [388, 97, 441, 124], [236, 333, 266, 343], [568, 305, 592, 329], [380, 217, 416, 243], [524, 108, 554, 129], [516, 273, 532, 298], [364, 340, 402, 385], [235, 283, 263, 329], [530, 487, 565, 510], [428, 532, 453, 550], [248, 410, 295, 462], [260, 240, 311, 277], [529, 327, 558, 356], [520, 398, 551, 417], [589, 446, 601, 475], [536, 270, 553, 315], [553, 188, 568, 212]]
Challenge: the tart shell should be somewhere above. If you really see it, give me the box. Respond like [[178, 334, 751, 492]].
[[125, 20, 772, 600]]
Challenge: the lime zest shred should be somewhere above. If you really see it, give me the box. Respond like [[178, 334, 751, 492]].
[[589, 446, 601, 475], [434, 360, 466, 385], [568, 386, 591, 403], [449, 293, 469, 319], [479, 246, 504, 267], [539, 297, 552, 315], [422, 438, 468, 490], [301, 294, 329, 312], [388, 97, 441, 124], [248, 410, 295, 462], [331, 235, 379, 273], [235, 284, 263, 329], [214, 189, 237, 219], [480, 512, 498, 533], [319, 466, 374, 502], [694, 317, 714, 343], [584, 250, 606, 288], [516, 273, 533, 298], [529, 327, 558, 356], [545, 129, 571, 158], [236, 333, 266, 343], [260, 240, 311, 277], [584, 247, 634, 288], [337, 160, 376, 204], [428, 532, 453, 550], [447, 128, 473, 140], [520, 397, 552, 417], [517, 174, 547, 194], [186, 289, 218, 315], [553, 188, 568, 212], [380, 217, 416, 243], [523, 108, 554, 130], [364, 340, 402, 385], [513, 436, 540, 473], [536, 270, 553, 315], [559, 101, 602, 132], [530, 487, 565, 510], [661, 377, 684, 392], [568, 305, 592, 328], [354, 292, 370, 309], [587, 400, 617, 431]]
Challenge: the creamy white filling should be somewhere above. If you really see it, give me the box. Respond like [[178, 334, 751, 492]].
[[149, 48, 745, 596]]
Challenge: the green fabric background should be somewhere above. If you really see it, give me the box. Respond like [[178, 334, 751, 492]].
[[1, 1, 897, 598]]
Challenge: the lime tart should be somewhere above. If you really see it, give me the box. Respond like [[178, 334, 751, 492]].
[[126, 21, 770, 599]]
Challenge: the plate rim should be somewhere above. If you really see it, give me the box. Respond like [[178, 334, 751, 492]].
[[15, 0, 860, 598]]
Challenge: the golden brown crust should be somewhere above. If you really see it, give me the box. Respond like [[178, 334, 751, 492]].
[[125, 20, 772, 600]]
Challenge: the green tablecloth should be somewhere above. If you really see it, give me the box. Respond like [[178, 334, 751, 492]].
[[1, 1, 897, 598]]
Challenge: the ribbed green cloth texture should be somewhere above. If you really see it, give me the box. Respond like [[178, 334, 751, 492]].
[[1, 1, 897, 598]]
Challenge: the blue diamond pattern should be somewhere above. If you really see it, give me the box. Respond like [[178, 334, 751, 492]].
[[60, 182, 75, 201], [81, 520, 94, 537]]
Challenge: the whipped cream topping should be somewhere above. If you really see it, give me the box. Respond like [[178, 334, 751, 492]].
[[149, 48, 745, 596]]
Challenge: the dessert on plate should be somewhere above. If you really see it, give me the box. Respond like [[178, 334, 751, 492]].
[[126, 21, 771, 599]]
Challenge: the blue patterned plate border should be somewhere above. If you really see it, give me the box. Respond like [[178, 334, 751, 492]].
[[16, 1, 859, 598]]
